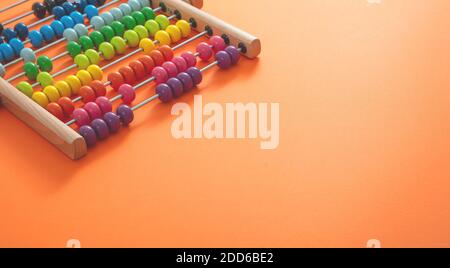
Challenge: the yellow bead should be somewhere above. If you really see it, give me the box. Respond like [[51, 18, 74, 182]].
[[87, 64, 103, 80], [155, 30, 171, 46], [176, 20, 191, 37], [139, 38, 155, 55], [54, 81, 72, 97], [43, 85, 61, 102], [166, 25, 182, 43], [32, 91, 49, 107], [76, 70, 92, 86], [99, 42, 116, 60], [65, 75, 82, 95], [110, 36, 127, 55]]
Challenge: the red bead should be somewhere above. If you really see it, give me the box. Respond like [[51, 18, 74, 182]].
[[138, 55, 155, 74], [119, 66, 136, 85], [47, 102, 65, 120], [158, 45, 174, 61], [209, 35, 226, 52], [150, 49, 165, 66], [90, 80, 107, 97], [58, 97, 75, 117], [162, 61, 178, 78], [129, 60, 146, 80], [108, 71, 125, 91], [79, 85, 96, 103], [84, 102, 102, 120]]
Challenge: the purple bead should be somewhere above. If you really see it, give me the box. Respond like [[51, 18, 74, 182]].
[[91, 118, 110, 140], [215, 51, 232, 69], [116, 105, 134, 126], [186, 67, 202, 86], [156, 83, 173, 103], [166, 77, 184, 98], [177, 72, 194, 92], [79, 125, 97, 147], [103, 112, 121, 133], [225, 45, 240, 65]]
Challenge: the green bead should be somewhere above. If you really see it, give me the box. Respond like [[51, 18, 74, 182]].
[[124, 30, 140, 47], [36, 72, 53, 87], [23, 62, 39, 80], [74, 54, 90, 69], [145, 19, 160, 36], [110, 21, 125, 37], [89, 31, 105, 48], [85, 49, 100, 65], [36, 56, 53, 72], [100, 25, 115, 42], [133, 25, 148, 40], [121, 15, 136, 30], [155, 14, 170, 30], [79, 35, 94, 51], [131, 11, 145, 26], [110, 36, 127, 54], [16, 81, 33, 98], [141, 7, 155, 20], [67, 41, 82, 58], [99, 42, 115, 60]]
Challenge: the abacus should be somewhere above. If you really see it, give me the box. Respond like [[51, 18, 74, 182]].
[[0, 0, 261, 160]]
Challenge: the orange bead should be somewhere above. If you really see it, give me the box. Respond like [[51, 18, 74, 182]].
[[158, 45, 173, 61], [47, 102, 65, 120], [138, 55, 155, 73], [149, 49, 165, 66], [107, 72, 125, 91], [119, 66, 136, 85], [79, 85, 96, 103], [58, 97, 75, 117], [129, 60, 146, 80], [90, 80, 107, 97]]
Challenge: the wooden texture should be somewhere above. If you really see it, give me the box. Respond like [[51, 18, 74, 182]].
[[0, 78, 87, 160]]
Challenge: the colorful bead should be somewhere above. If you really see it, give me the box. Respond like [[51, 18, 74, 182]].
[[155, 83, 173, 103], [131, 11, 145, 26], [58, 97, 75, 117], [103, 112, 121, 133], [52, 5, 65, 20], [79, 125, 97, 147], [40, 25, 56, 42], [70, 11, 85, 24], [37, 56, 53, 72], [95, 96, 112, 114], [119, 3, 132, 16], [16, 81, 33, 98], [79, 86, 96, 102], [74, 23, 89, 37], [85, 49, 100, 65], [47, 102, 65, 120], [8, 38, 23, 56], [119, 66, 136, 84], [225, 45, 241, 65], [150, 49, 165, 66], [162, 61, 178, 78], [73, 108, 91, 126], [155, 14, 170, 30], [50, 20, 65, 37], [124, 30, 139, 47], [158, 45, 173, 61], [121, 15, 136, 30], [154, 30, 171, 46], [55, 80, 72, 97], [33, 2, 47, 18], [107, 72, 124, 91], [196, 42, 213, 61], [118, 84, 136, 104], [99, 42, 115, 60], [91, 15, 105, 31], [62, 2, 75, 14], [65, 75, 82, 94], [166, 77, 184, 98], [128, 0, 141, 11], [138, 55, 155, 73], [181, 51, 197, 67], [176, 20, 191, 38], [186, 67, 202, 85], [91, 118, 110, 140], [0, 43, 14, 61], [87, 64, 103, 80], [141, 6, 155, 20], [76, 69, 93, 85], [109, 7, 123, 20], [152, 66, 168, 84], [172, 56, 188, 72], [79, 35, 94, 51], [32, 91, 49, 107], [133, 25, 148, 40], [209, 35, 227, 52], [139, 38, 155, 54], [89, 30, 104, 47], [2, 28, 16, 42], [177, 72, 194, 92], [67, 41, 82, 58], [166, 25, 181, 43], [84, 5, 99, 20], [63, 28, 78, 42], [14, 22, 29, 40], [110, 21, 125, 37], [90, 80, 107, 97], [61, 15, 75, 29], [100, 12, 114, 25], [129, 60, 146, 80], [100, 25, 114, 41], [215, 50, 232, 69], [116, 105, 134, 126], [84, 102, 102, 119], [29, 30, 44, 48], [144, 19, 159, 36], [37, 72, 54, 87], [23, 62, 39, 80], [20, 48, 36, 63], [43, 85, 61, 102], [74, 54, 90, 69]]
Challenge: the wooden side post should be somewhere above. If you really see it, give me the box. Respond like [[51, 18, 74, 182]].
[[0, 78, 87, 160]]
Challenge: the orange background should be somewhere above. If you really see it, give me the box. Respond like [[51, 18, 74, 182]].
[[0, 0, 449, 248]]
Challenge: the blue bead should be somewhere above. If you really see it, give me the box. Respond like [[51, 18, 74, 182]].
[[87, 0, 98, 6], [50, 20, 65, 37], [29, 30, 43, 48], [74, 0, 87, 12], [2, 28, 17, 42], [70, 11, 84, 24], [14, 23, 29, 40], [8, 38, 24, 56], [0, 49, 4, 62], [62, 2, 76, 14], [0, 43, 14, 61], [52, 6, 65, 19], [0, 36, 4, 44], [61, 15, 75, 29], [40, 25, 55, 42], [84, 5, 98, 20]]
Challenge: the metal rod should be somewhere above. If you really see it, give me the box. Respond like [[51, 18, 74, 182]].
[[131, 94, 159, 111], [0, 0, 29, 13], [3, 10, 32, 25]]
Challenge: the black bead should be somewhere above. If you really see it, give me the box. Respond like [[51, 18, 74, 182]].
[[55, 0, 65, 6], [32, 2, 47, 19], [0, 23, 3, 36], [43, 0, 56, 13], [97, 0, 106, 6]]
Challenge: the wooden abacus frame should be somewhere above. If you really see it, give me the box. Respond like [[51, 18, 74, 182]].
[[0, 0, 261, 160]]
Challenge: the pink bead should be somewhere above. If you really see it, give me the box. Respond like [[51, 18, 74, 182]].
[[181, 51, 197, 67], [118, 84, 136, 104], [95, 96, 112, 114], [162, 61, 178, 78], [152, 66, 169, 84], [196, 42, 213, 61], [209, 35, 226, 52], [84, 102, 102, 120], [73, 108, 91, 127], [172, 56, 187, 72]]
